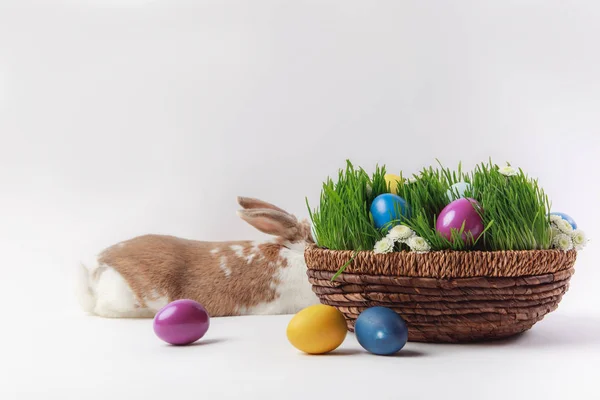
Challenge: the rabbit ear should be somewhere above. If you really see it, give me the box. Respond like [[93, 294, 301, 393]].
[[237, 197, 291, 215], [237, 209, 301, 241]]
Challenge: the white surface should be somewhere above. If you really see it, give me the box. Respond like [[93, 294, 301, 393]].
[[1, 1, 600, 399], [2, 312, 600, 400]]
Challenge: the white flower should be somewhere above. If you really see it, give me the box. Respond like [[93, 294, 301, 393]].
[[407, 176, 418, 184], [498, 165, 518, 176], [571, 229, 587, 250], [550, 226, 561, 240], [387, 225, 415, 242], [406, 236, 431, 253], [552, 233, 573, 251], [549, 214, 563, 224], [374, 237, 395, 254], [554, 218, 574, 234]]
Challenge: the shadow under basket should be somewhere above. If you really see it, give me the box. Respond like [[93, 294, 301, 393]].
[[304, 245, 577, 343]]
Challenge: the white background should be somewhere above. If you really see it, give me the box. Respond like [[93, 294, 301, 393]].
[[1, 1, 599, 399]]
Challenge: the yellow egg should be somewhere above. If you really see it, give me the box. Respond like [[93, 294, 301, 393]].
[[286, 304, 348, 354], [385, 173, 402, 194]]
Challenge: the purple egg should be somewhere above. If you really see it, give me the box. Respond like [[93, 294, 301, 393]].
[[153, 299, 210, 345], [436, 198, 484, 243]]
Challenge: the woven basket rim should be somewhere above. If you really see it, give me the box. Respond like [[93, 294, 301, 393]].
[[307, 243, 573, 256], [305, 244, 577, 279]]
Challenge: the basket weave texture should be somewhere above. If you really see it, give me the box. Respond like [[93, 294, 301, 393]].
[[305, 245, 577, 343]]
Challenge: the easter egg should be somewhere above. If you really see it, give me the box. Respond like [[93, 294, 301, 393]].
[[550, 212, 577, 229], [370, 194, 410, 230], [384, 174, 402, 194], [355, 307, 408, 356], [153, 299, 210, 345], [436, 198, 484, 242], [446, 181, 472, 201], [287, 304, 347, 354]]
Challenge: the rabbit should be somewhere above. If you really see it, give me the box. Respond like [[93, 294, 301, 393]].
[[76, 196, 320, 318]]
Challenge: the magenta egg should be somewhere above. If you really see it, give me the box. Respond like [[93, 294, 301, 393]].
[[436, 198, 484, 243], [153, 299, 210, 345]]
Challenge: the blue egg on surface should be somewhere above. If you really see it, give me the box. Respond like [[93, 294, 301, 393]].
[[370, 194, 409, 230], [355, 307, 408, 356], [550, 212, 577, 229], [447, 181, 472, 201]]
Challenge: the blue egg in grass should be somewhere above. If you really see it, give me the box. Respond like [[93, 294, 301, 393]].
[[550, 212, 577, 229], [446, 181, 472, 201], [355, 307, 408, 356], [370, 194, 410, 230]]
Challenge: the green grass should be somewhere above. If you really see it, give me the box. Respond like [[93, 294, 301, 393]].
[[306, 160, 387, 251], [471, 161, 551, 250], [308, 159, 552, 251]]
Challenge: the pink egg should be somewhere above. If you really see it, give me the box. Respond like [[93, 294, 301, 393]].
[[436, 198, 484, 243], [153, 299, 210, 345]]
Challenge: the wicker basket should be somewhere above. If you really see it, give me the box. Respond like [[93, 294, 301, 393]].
[[305, 245, 577, 343]]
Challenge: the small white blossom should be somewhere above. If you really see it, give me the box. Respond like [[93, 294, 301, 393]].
[[552, 233, 573, 251], [554, 218, 574, 234], [407, 176, 418, 184], [406, 236, 431, 253], [387, 225, 415, 242], [571, 229, 587, 250], [549, 214, 563, 224], [374, 237, 395, 254], [550, 226, 562, 240], [498, 165, 518, 177]]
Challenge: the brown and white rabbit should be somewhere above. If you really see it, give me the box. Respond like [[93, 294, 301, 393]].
[[76, 197, 320, 318]]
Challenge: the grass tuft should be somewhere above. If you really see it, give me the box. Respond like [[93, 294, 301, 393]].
[[471, 161, 551, 250], [306, 160, 387, 250]]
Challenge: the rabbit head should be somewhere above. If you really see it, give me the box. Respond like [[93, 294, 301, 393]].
[[236, 196, 314, 251]]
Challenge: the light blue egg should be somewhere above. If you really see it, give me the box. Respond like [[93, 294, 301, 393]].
[[549, 212, 577, 229], [447, 181, 472, 201]]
